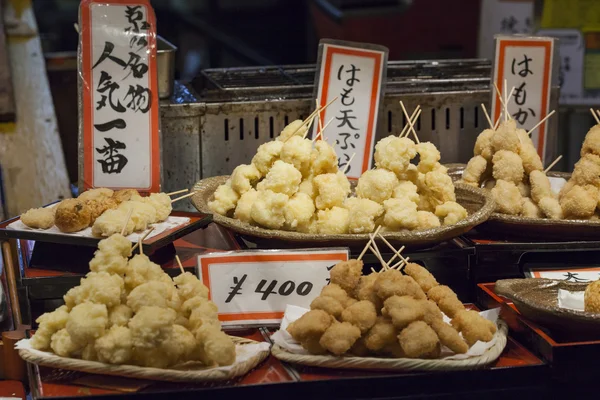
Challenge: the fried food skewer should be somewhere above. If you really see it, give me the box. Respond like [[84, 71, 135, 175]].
[[175, 255, 185, 274], [590, 108, 600, 124], [543, 155, 563, 173], [480, 103, 494, 129], [400, 101, 420, 143], [166, 189, 189, 196], [357, 225, 381, 261], [130, 227, 155, 253], [527, 110, 556, 136], [171, 192, 197, 203], [121, 208, 134, 236], [399, 106, 420, 138]]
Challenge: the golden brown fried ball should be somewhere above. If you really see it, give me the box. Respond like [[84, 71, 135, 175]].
[[54, 199, 92, 233], [341, 300, 377, 333], [530, 170, 555, 203], [520, 144, 544, 175], [287, 310, 333, 343], [462, 155, 488, 186], [349, 337, 371, 357], [571, 154, 600, 187], [112, 189, 140, 204], [364, 316, 397, 352], [319, 322, 361, 355], [492, 150, 524, 184], [560, 184, 598, 219], [473, 129, 494, 161], [429, 319, 468, 354], [310, 296, 344, 319], [354, 274, 382, 311], [321, 284, 353, 307], [330, 259, 363, 295], [78, 188, 114, 203], [427, 285, 465, 318], [451, 309, 497, 347], [383, 295, 425, 329], [20, 207, 55, 229], [374, 270, 427, 301], [581, 125, 600, 158], [492, 120, 520, 154], [86, 198, 119, 224], [398, 321, 440, 359], [584, 280, 600, 313], [521, 197, 543, 218], [491, 180, 523, 215], [422, 300, 443, 325], [403, 263, 439, 293]]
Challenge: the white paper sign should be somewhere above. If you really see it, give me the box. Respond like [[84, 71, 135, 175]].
[[197, 248, 349, 326], [80, 1, 160, 193], [526, 267, 600, 282], [313, 40, 388, 180], [491, 35, 554, 164]]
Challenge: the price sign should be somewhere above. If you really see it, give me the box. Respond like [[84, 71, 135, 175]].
[[526, 267, 600, 283], [79, 0, 161, 194], [313, 39, 388, 180], [491, 35, 555, 164], [198, 248, 349, 326]]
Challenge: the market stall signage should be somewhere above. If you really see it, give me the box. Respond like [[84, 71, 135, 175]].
[[313, 39, 388, 180], [491, 35, 554, 164], [527, 267, 600, 282], [198, 248, 349, 326], [79, 0, 160, 193]]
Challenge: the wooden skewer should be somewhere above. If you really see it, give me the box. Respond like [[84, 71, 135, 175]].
[[175, 255, 185, 274], [399, 106, 420, 138], [368, 233, 389, 270], [590, 108, 600, 124], [527, 110, 556, 136], [385, 245, 406, 267], [130, 227, 155, 253], [166, 188, 189, 196], [291, 96, 339, 139], [493, 114, 501, 130], [357, 225, 381, 261], [138, 237, 143, 255], [121, 208, 134, 236], [310, 117, 334, 141], [493, 83, 510, 123], [400, 101, 420, 143], [480, 103, 494, 129], [390, 256, 410, 270], [401, 109, 422, 139], [341, 153, 356, 175], [544, 155, 562, 173], [378, 234, 408, 265], [171, 191, 196, 203]]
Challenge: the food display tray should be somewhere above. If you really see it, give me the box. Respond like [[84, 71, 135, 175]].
[[477, 282, 600, 383]]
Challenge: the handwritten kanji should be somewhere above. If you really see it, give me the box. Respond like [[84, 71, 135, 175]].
[[96, 138, 128, 174]]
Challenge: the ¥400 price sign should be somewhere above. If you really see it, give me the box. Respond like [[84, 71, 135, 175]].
[[198, 249, 349, 327]]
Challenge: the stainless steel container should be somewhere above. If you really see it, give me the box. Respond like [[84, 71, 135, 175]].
[[157, 36, 177, 99]]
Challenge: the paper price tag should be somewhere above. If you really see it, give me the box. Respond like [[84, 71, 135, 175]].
[[79, 0, 161, 193], [526, 267, 600, 283], [198, 248, 349, 326], [491, 35, 555, 164], [312, 39, 388, 180]]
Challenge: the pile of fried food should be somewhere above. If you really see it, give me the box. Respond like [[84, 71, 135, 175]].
[[209, 110, 468, 234], [20, 188, 177, 236], [287, 244, 496, 358], [29, 233, 236, 368]]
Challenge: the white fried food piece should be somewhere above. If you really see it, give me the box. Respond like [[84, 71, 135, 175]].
[[397, 163, 419, 184], [473, 129, 494, 161], [571, 154, 600, 187], [196, 324, 236, 366], [492, 119, 520, 153], [79, 188, 114, 203], [416, 211, 441, 229], [341, 300, 377, 333], [538, 197, 563, 220], [109, 305, 133, 327], [50, 328, 81, 357], [374, 136, 417, 176], [94, 233, 131, 259], [284, 192, 315, 230], [173, 272, 210, 301], [233, 188, 259, 223], [416, 142, 441, 173], [344, 197, 384, 234], [492, 150, 524, 184], [230, 164, 261, 194], [281, 136, 313, 177], [208, 182, 240, 216], [521, 197, 543, 218], [319, 322, 361, 356], [64, 272, 124, 309], [91, 208, 135, 237], [127, 281, 180, 313], [560, 185, 598, 219], [419, 171, 456, 205], [491, 180, 522, 215], [250, 190, 289, 229], [31, 306, 70, 351], [117, 200, 157, 231], [297, 216, 317, 234], [66, 302, 108, 346], [581, 125, 600, 157], [298, 176, 316, 200], [529, 170, 555, 203], [330, 259, 363, 295], [314, 173, 349, 210], [82, 344, 98, 361], [143, 193, 172, 221], [517, 182, 531, 198], [256, 160, 302, 196], [392, 181, 419, 204], [188, 300, 220, 331], [336, 170, 351, 193], [399, 321, 440, 359], [451, 309, 497, 347], [252, 141, 284, 176], [161, 324, 197, 365], [21, 207, 55, 229], [311, 140, 338, 175], [520, 144, 544, 174], [383, 198, 419, 230], [316, 206, 349, 234], [404, 262, 439, 293], [277, 119, 307, 142], [356, 168, 399, 204], [584, 280, 600, 313], [95, 325, 133, 364], [124, 254, 172, 291], [128, 306, 176, 349], [462, 155, 487, 186], [435, 201, 468, 225], [113, 189, 140, 204]]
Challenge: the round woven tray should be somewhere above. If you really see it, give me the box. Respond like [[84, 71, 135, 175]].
[[271, 320, 507, 371], [447, 164, 600, 240], [19, 337, 270, 382], [191, 176, 495, 248]]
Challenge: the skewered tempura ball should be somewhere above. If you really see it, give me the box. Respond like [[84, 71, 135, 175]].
[[560, 184, 598, 219], [91, 208, 136, 237], [344, 197, 384, 234], [54, 199, 92, 233], [491, 180, 522, 215], [250, 190, 289, 229], [230, 164, 261, 194], [521, 197, 543, 218], [315, 206, 350, 234], [311, 140, 338, 175], [277, 119, 307, 142], [581, 125, 600, 158], [473, 128, 495, 161], [434, 201, 468, 226], [233, 188, 259, 224], [416, 142, 441, 173], [461, 155, 487, 186], [256, 160, 302, 196], [529, 170, 555, 203], [416, 211, 441, 229], [382, 198, 419, 230], [280, 136, 313, 178], [492, 119, 521, 154], [252, 140, 284, 176], [374, 136, 417, 176], [520, 144, 544, 175], [284, 192, 315, 230], [314, 173, 350, 210], [392, 181, 419, 204], [208, 181, 239, 216], [538, 197, 563, 220], [571, 154, 600, 187], [492, 150, 524, 184], [356, 168, 399, 204]]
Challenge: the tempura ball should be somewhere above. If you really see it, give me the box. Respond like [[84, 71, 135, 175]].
[[382, 198, 419, 230], [435, 201, 468, 225], [560, 185, 598, 219], [280, 136, 313, 177], [311, 140, 338, 175], [21, 207, 55, 229], [314, 173, 349, 210], [462, 155, 488, 186], [491, 180, 522, 215], [234, 188, 259, 223], [208, 182, 240, 216], [250, 190, 289, 229], [256, 160, 302, 196], [492, 119, 521, 154], [530, 170, 555, 203], [416, 142, 441, 173], [277, 119, 307, 142], [374, 136, 417, 176], [356, 168, 399, 204], [492, 150, 524, 184], [230, 164, 261, 194], [54, 199, 92, 233], [581, 125, 600, 158], [473, 129, 494, 161], [344, 197, 384, 234], [252, 140, 284, 176], [316, 206, 349, 234], [284, 192, 315, 230]]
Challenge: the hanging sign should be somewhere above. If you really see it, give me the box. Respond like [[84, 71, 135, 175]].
[[198, 248, 349, 326], [313, 39, 388, 180], [491, 35, 555, 164], [79, 0, 161, 193]]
